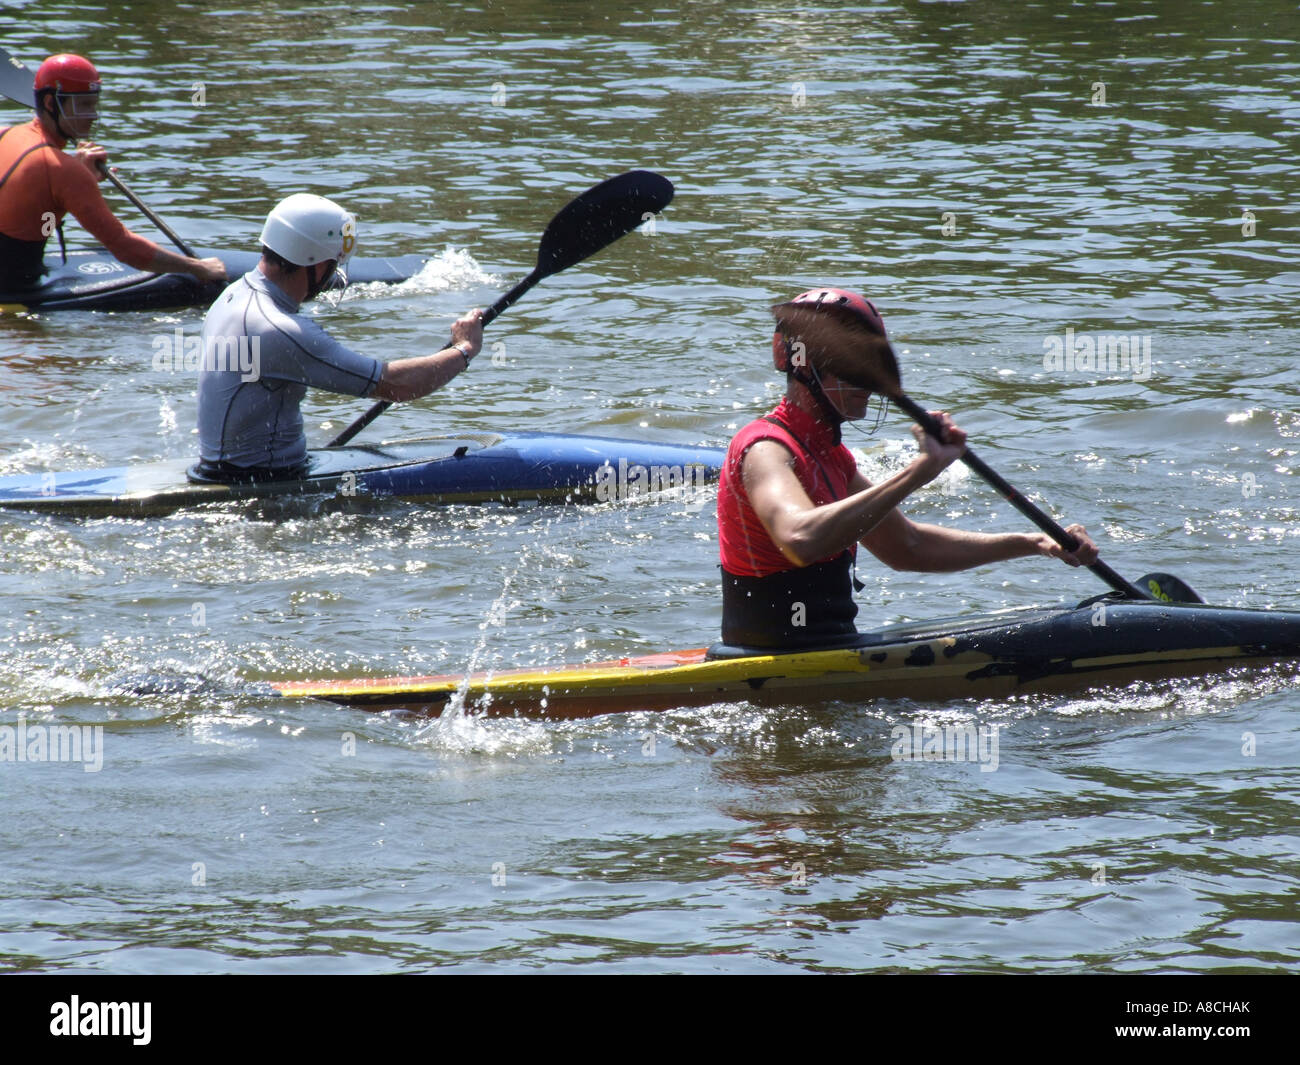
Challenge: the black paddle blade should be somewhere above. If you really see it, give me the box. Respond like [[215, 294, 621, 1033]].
[[0, 48, 34, 108], [1137, 572, 1206, 604], [771, 300, 902, 395], [535, 170, 674, 277]]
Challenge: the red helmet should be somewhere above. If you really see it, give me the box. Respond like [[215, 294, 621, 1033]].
[[34, 53, 101, 96], [772, 287, 886, 371]]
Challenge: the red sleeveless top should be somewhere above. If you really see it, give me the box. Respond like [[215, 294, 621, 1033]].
[[717, 397, 858, 576]]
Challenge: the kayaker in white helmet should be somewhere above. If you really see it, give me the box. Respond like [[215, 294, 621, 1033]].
[[716, 287, 1099, 648], [196, 193, 483, 481]]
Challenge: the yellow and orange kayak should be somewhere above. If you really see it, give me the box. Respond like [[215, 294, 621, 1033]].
[[269, 601, 1300, 718]]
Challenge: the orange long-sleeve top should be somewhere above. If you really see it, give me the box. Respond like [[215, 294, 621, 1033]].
[[0, 118, 158, 267]]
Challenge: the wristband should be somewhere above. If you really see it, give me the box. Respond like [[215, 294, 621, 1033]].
[[454, 342, 473, 368]]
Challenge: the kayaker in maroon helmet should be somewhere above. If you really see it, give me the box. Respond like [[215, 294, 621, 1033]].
[[716, 287, 1100, 648], [0, 53, 226, 291]]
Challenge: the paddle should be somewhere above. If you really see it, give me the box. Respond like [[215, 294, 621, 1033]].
[[0, 47, 199, 259], [99, 166, 198, 257], [1, 48, 32, 106], [1137, 572, 1204, 604], [772, 299, 1168, 602], [326, 169, 675, 448]]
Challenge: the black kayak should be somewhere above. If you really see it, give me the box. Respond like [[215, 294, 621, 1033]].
[[0, 246, 429, 313]]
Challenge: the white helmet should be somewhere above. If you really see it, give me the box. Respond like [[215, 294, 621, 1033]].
[[260, 193, 356, 268]]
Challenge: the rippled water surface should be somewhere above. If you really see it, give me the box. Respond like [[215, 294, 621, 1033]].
[[1, 0, 1298, 973]]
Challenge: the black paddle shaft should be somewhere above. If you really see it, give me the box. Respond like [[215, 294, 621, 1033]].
[[892, 392, 1155, 600], [325, 270, 539, 448], [326, 169, 674, 449], [102, 168, 198, 258]]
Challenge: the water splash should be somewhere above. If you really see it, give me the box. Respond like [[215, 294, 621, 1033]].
[[410, 503, 583, 751], [341, 247, 497, 303]]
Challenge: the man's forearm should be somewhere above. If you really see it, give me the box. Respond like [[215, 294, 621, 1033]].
[[774, 460, 935, 566], [147, 246, 193, 274], [373, 346, 469, 403], [145, 246, 219, 280], [903, 524, 1041, 572]]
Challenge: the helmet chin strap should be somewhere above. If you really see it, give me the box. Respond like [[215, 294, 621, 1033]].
[[318, 264, 347, 308], [304, 262, 337, 301], [791, 362, 854, 440]]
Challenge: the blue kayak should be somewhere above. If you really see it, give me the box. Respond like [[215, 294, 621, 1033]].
[[0, 432, 724, 518], [0, 246, 429, 313]]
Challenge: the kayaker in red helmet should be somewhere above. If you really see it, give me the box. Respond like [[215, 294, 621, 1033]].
[[0, 53, 225, 290], [716, 287, 1100, 648]]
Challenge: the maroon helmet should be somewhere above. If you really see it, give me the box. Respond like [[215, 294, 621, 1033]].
[[772, 287, 886, 372]]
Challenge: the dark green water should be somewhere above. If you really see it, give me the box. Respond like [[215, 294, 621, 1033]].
[[0, 0, 1297, 972]]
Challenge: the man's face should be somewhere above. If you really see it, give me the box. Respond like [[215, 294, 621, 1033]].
[[817, 367, 873, 421], [51, 91, 99, 139]]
